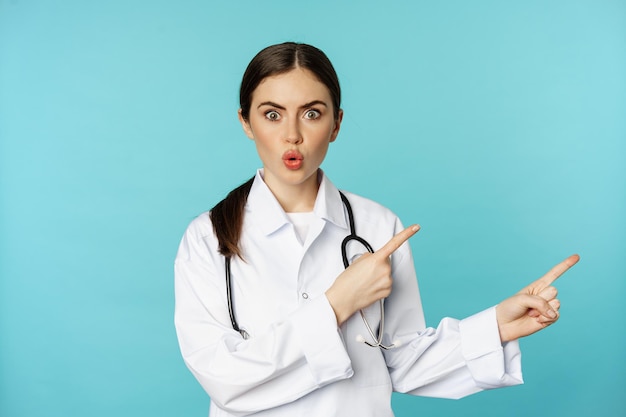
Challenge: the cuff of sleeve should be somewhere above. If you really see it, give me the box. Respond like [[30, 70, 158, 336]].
[[459, 306, 524, 389], [289, 296, 353, 387]]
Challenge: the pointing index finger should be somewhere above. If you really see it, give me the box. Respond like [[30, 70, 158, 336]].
[[376, 225, 420, 258], [535, 254, 580, 288]]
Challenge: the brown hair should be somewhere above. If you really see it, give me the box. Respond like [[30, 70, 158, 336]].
[[210, 42, 342, 259]]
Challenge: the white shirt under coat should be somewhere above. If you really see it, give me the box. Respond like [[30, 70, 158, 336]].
[[174, 169, 523, 417]]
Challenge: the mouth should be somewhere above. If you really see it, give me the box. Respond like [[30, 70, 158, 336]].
[[282, 150, 303, 170]]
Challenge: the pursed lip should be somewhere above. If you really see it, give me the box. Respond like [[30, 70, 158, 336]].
[[282, 149, 303, 170], [282, 149, 303, 161]]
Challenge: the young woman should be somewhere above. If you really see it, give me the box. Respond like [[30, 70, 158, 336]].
[[174, 42, 579, 417]]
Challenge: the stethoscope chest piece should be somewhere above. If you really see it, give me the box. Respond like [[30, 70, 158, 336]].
[[339, 192, 397, 350]]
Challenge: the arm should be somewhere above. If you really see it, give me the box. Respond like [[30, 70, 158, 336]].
[[382, 220, 579, 397], [320, 217, 522, 397], [174, 219, 352, 416], [381, 233, 524, 398]]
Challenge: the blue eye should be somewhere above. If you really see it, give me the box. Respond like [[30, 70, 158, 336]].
[[304, 110, 320, 119], [265, 110, 280, 121]]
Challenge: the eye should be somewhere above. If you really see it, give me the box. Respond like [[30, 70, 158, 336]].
[[265, 110, 280, 121], [304, 109, 321, 120]]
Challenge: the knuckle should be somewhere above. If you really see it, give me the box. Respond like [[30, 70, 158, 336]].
[[380, 277, 392, 290]]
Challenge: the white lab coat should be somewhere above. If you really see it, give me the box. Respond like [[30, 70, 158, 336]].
[[174, 169, 523, 417]]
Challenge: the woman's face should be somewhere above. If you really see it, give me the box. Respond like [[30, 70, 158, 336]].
[[239, 67, 343, 199]]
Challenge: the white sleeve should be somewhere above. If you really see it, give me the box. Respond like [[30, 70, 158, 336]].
[[382, 219, 523, 398], [174, 220, 353, 416]]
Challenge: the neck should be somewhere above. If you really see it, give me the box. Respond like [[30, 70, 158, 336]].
[[264, 171, 320, 212]]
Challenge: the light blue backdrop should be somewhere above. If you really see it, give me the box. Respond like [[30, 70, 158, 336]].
[[1, 1, 624, 416]]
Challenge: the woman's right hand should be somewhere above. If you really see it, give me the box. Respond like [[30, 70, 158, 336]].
[[325, 225, 420, 326]]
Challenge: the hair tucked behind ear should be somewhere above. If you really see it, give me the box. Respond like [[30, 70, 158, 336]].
[[210, 177, 254, 259]]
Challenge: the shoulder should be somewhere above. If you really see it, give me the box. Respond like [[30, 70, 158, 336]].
[[319, 171, 403, 234], [339, 190, 399, 223], [184, 210, 215, 239], [176, 210, 220, 262]]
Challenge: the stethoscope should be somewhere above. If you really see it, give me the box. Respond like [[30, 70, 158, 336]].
[[224, 192, 397, 350]]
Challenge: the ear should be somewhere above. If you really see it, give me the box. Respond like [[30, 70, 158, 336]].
[[238, 109, 255, 140], [329, 109, 344, 143]]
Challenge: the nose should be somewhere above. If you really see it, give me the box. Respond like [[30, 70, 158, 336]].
[[285, 117, 303, 144]]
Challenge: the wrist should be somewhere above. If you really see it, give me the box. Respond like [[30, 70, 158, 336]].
[[325, 290, 353, 326]]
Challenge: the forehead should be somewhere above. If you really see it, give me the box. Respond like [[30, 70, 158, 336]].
[[251, 67, 332, 105]]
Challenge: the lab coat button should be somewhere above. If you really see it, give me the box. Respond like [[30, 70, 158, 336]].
[[302, 292, 309, 299]]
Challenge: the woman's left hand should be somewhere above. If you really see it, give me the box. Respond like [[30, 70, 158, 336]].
[[495, 254, 580, 343]]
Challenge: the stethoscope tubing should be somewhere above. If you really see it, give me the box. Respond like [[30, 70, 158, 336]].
[[339, 193, 395, 350], [224, 191, 394, 349]]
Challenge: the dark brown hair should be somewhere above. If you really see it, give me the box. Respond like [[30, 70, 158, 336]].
[[239, 42, 341, 121], [210, 42, 342, 259]]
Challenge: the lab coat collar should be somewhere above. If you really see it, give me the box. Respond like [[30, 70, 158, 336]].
[[246, 169, 349, 236]]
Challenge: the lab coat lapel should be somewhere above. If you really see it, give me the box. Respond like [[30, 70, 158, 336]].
[[245, 169, 349, 251], [245, 170, 291, 236], [302, 171, 349, 251]]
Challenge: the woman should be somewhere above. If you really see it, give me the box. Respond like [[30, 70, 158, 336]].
[[174, 42, 579, 417]]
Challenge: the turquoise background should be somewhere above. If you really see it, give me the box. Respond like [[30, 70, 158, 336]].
[[1, 0, 624, 416]]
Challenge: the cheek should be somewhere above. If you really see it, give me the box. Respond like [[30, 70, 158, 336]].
[[254, 137, 273, 155], [252, 130, 281, 159], [314, 142, 331, 162], [249, 124, 273, 145], [307, 121, 336, 140]]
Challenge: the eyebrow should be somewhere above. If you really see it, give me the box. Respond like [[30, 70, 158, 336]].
[[256, 100, 328, 110]]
